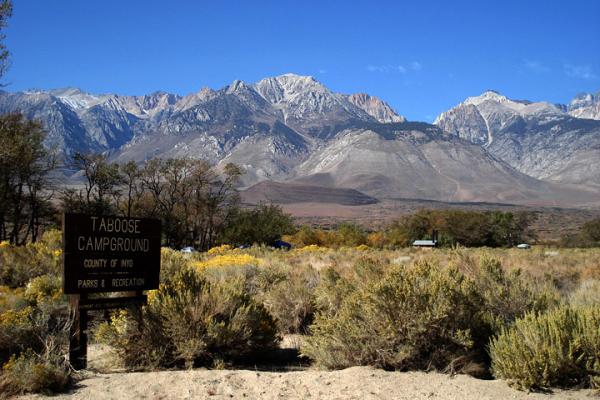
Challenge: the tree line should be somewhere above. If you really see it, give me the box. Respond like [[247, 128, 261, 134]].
[[287, 209, 536, 248]]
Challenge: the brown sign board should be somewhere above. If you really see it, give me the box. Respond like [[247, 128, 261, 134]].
[[63, 213, 161, 294]]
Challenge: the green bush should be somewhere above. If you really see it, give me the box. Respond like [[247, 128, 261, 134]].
[[101, 267, 279, 369], [302, 261, 486, 371], [490, 305, 600, 390]]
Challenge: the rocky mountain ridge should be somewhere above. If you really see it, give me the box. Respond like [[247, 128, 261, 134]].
[[1, 76, 599, 206], [434, 90, 600, 188]]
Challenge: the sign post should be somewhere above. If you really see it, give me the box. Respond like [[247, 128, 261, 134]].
[[62, 213, 161, 369]]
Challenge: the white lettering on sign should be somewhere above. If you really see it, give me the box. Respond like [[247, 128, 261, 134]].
[[76, 236, 150, 252], [112, 278, 145, 287], [91, 216, 141, 234]]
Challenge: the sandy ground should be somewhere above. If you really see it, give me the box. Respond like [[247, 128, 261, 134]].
[[22, 366, 595, 400]]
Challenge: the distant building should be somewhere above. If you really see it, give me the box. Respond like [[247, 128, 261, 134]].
[[412, 230, 439, 247], [412, 240, 437, 247]]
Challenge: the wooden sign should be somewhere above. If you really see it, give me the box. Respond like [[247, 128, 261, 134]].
[[63, 213, 161, 370], [62, 213, 161, 294]]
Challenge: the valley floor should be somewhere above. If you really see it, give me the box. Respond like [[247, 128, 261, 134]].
[[22, 367, 593, 400]]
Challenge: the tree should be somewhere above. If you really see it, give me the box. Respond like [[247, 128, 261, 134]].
[[0, 114, 56, 244], [119, 161, 142, 218], [220, 204, 295, 246], [581, 218, 600, 244], [193, 163, 242, 250], [335, 222, 367, 247], [61, 153, 122, 215], [0, 0, 12, 80], [136, 158, 242, 250]]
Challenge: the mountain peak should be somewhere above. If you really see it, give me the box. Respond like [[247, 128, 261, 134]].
[[568, 89, 600, 120], [277, 73, 317, 82], [464, 90, 509, 106], [48, 87, 87, 96], [253, 73, 332, 109], [225, 79, 251, 94]]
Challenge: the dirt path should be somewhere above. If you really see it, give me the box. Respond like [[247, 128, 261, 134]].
[[23, 367, 593, 400]]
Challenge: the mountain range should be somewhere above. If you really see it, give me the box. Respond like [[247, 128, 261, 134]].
[[1, 74, 599, 207], [435, 90, 600, 189]]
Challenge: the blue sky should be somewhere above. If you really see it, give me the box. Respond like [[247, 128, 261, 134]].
[[4, 0, 600, 121]]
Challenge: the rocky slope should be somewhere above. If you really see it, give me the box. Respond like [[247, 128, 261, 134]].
[[347, 93, 406, 123], [435, 90, 600, 188]]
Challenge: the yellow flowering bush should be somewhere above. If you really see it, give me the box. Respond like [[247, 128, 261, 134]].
[[94, 310, 129, 347], [0, 305, 38, 363], [292, 244, 328, 253], [193, 253, 260, 270], [24, 275, 64, 306], [0, 306, 33, 327], [207, 244, 233, 255]]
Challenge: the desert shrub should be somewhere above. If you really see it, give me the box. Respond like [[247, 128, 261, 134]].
[[0, 280, 71, 396], [302, 261, 487, 371], [313, 267, 354, 318], [468, 257, 559, 332], [159, 247, 190, 282], [0, 349, 70, 396], [0, 286, 26, 313], [0, 306, 38, 362], [569, 279, 600, 306], [261, 265, 318, 334], [0, 277, 67, 363], [490, 305, 600, 390], [101, 267, 279, 369], [0, 231, 62, 287], [24, 274, 64, 306]]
